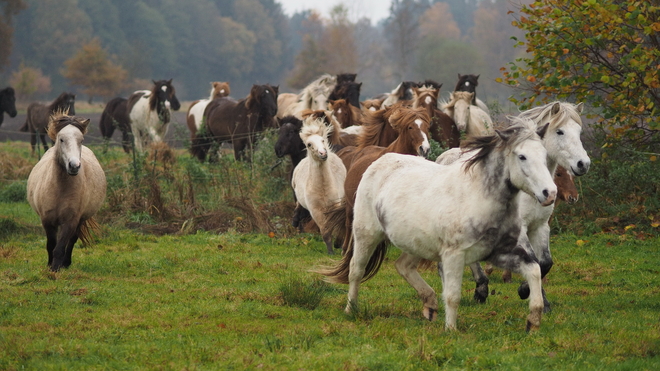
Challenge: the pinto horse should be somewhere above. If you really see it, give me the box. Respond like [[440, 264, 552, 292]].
[[126, 79, 181, 153], [192, 84, 278, 161], [20, 92, 76, 155], [0, 87, 17, 127], [412, 86, 460, 149], [27, 113, 106, 271], [291, 116, 347, 254], [317, 119, 556, 332], [186, 81, 231, 140]]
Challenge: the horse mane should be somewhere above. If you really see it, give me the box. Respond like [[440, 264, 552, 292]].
[[419, 79, 442, 90], [388, 105, 430, 131], [301, 109, 342, 144], [300, 116, 332, 143], [412, 86, 438, 108], [442, 91, 474, 110], [462, 117, 537, 172], [47, 112, 89, 141], [517, 101, 583, 130], [49, 92, 74, 111], [357, 108, 389, 148]]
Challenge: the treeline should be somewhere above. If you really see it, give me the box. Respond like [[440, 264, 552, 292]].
[[1, 0, 522, 101]]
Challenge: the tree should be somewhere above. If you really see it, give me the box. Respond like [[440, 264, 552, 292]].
[[501, 1, 660, 150], [0, 0, 26, 70], [287, 34, 328, 89], [420, 2, 461, 40], [385, 0, 429, 81], [9, 62, 51, 101], [321, 5, 358, 75], [62, 38, 127, 103]]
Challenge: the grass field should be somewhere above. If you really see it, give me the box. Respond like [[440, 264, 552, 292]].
[[1, 140, 659, 370]]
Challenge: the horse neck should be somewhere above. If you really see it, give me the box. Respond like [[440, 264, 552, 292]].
[[386, 131, 418, 156], [475, 150, 519, 204]]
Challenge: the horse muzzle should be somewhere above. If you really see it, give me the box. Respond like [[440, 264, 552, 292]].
[[539, 188, 557, 207], [571, 159, 590, 176], [67, 160, 81, 176]]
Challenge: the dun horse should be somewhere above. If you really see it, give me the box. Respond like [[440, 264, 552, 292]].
[[27, 113, 106, 272], [21, 92, 76, 155], [442, 91, 492, 137]]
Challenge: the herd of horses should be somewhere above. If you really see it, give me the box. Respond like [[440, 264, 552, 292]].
[[5, 71, 591, 332]]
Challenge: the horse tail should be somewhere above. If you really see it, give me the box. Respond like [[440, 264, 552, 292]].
[[77, 217, 100, 246], [323, 199, 347, 243]]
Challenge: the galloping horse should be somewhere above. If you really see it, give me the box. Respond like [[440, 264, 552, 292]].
[[412, 86, 460, 149], [192, 84, 278, 161], [27, 113, 106, 271], [277, 74, 336, 119], [317, 119, 556, 332], [442, 91, 493, 137], [291, 116, 347, 254], [20, 92, 76, 155], [328, 99, 363, 129], [0, 87, 17, 127], [127, 79, 181, 152], [186, 81, 231, 139]]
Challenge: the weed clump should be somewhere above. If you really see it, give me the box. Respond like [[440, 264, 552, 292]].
[[279, 277, 328, 310]]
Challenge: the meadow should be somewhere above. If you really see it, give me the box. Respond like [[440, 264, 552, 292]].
[[1, 139, 659, 370]]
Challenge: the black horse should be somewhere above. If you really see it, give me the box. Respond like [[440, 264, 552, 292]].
[[328, 81, 362, 108], [192, 84, 278, 161], [454, 74, 480, 106], [0, 87, 17, 127], [20, 92, 76, 155]]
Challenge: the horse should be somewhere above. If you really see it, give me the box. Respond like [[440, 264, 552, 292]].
[[328, 99, 363, 129], [20, 92, 76, 155], [99, 97, 131, 152], [328, 81, 361, 108], [278, 74, 337, 119], [412, 86, 460, 149], [26, 113, 106, 272], [186, 81, 231, 139], [453, 73, 490, 115], [192, 84, 278, 161], [437, 102, 590, 310], [324, 105, 431, 256], [317, 119, 557, 332], [291, 116, 347, 254], [336, 73, 357, 84], [380, 81, 418, 107], [442, 91, 493, 137], [126, 79, 181, 152], [0, 86, 17, 127], [360, 99, 382, 113]]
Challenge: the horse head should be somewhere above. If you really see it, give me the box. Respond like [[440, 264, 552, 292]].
[[247, 84, 279, 122], [447, 91, 473, 132], [465, 118, 556, 206], [554, 165, 579, 204], [519, 101, 590, 177], [300, 116, 331, 162], [47, 113, 89, 176], [360, 99, 382, 112], [398, 81, 419, 101], [455, 74, 479, 93], [336, 73, 357, 84], [275, 115, 303, 158], [152, 79, 181, 113], [52, 92, 76, 116], [211, 81, 231, 99], [387, 105, 431, 158], [328, 99, 354, 128]]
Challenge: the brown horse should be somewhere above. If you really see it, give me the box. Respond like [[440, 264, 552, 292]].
[[326, 105, 432, 253], [20, 92, 76, 155], [27, 113, 106, 271], [412, 86, 460, 149], [192, 84, 278, 161], [186, 81, 231, 139], [360, 99, 382, 113], [328, 99, 363, 129]]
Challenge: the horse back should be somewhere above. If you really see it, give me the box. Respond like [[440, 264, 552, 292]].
[[100, 97, 129, 135], [25, 102, 50, 132], [205, 97, 244, 138]]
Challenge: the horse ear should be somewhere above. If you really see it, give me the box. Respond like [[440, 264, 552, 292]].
[[536, 122, 549, 139], [79, 118, 90, 134], [167, 79, 173, 85], [575, 102, 584, 114], [551, 102, 561, 115], [475, 74, 480, 80], [495, 128, 514, 142], [457, 73, 462, 79], [152, 80, 157, 85]]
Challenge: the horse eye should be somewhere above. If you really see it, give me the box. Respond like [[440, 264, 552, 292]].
[[557, 130, 564, 135], [60, 139, 64, 143], [518, 155, 526, 161], [307, 143, 311, 147]]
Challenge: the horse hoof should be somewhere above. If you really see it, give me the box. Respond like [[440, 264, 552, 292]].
[[526, 320, 540, 332], [518, 282, 530, 300], [423, 307, 437, 321]]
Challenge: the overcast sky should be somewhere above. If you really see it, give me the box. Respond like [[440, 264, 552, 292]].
[[278, 0, 392, 24]]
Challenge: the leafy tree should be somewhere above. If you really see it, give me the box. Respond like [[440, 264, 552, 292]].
[[415, 37, 485, 88], [385, 0, 429, 81], [9, 62, 50, 100], [62, 38, 127, 103], [0, 0, 26, 70], [420, 2, 461, 40], [321, 5, 358, 75], [502, 1, 660, 150], [287, 33, 328, 89], [435, 0, 477, 37]]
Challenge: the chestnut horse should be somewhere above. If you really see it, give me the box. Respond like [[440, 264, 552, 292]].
[[192, 84, 278, 161], [20, 92, 76, 155], [412, 86, 460, 149], [27, 113, 106, 271]]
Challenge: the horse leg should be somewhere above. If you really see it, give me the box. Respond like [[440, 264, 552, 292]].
[[40, 132, 49, 151], [488, 243, 544, 332], [322, 230, 334, 255], [395, 252, 438, 322], [51, 222, 77, 272], [437, 261, 489, 303], [121, 129, 132, 153], [30, 132, 37, 155], [63, 233, 79, 268], [44, 223, 57, 267], [518, 223, 553, 312], [440, 250, 466, 330], [345, 220, 384, 315]]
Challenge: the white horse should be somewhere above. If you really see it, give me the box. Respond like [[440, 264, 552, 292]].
[[292, 116, 347, 254], [319, 119, 556, 331], [441, 91, 493, 137], [127, 79, 181, 152], [437, 101, 591, 309], [27, 113, 106, 271], [279, 74, 337, 119]]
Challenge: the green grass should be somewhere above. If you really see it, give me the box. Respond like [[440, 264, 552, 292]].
[[1, 216, 659, 369]]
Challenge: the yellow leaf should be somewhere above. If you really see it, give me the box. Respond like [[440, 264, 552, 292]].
[[650, 156, 657, 161], [651, 222, 659, 228], [562, 48, 569, 54], [527, 75, 537, 82], [624, 224, 636, 231], [576, 239, 586, 246]]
